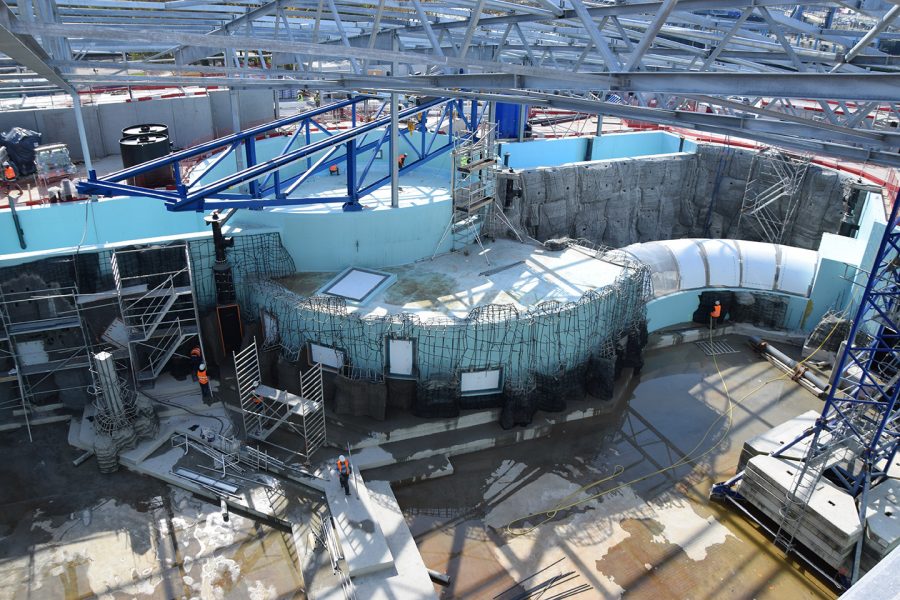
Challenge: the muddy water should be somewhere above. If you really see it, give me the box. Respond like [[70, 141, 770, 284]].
[[395, 340, 836, 599], [0, 424, 305, 600]]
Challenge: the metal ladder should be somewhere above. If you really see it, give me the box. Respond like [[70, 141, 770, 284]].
[[299, 363, 327, 462]]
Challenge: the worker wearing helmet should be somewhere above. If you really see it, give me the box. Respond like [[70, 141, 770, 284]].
[[710, 300, 722, 330], [190, 345, 202, 381], [197, 362, 211, 397], [336, 454, 352, 496]]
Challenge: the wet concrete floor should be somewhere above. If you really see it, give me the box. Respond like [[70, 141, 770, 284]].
[[394, 336, 837, 599], [0, 423, 305, 599]]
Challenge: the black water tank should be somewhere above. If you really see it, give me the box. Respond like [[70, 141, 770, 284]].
[[121, 123, 169, 139], [120, 134, 174, 188]]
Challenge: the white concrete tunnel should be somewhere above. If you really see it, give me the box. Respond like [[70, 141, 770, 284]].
[[618, 238, 819, 299]]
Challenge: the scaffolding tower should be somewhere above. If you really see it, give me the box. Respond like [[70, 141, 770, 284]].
[[109, 244, 201, 385], [0, 286, 94, 441], [434, 124, 498, 256], [234, 338, 326, 463], [737, 149, 812, 244]]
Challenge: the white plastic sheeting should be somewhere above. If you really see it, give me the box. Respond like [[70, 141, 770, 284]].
[[618, 238, 818, 299]]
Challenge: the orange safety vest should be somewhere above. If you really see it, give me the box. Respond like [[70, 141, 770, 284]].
[[197, 369, 209, 384], [252, 394, 262, 404], [329, 164, 338, 173], [190, 346, 201, 357], [4, 165, 15, 181], [337, 459, 350, 475], [710, 304, 722, 318]]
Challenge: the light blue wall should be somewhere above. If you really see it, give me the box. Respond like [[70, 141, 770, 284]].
[[190, 131, 453, 197], [497, 131, 694, 169], [647, 288, 810, 333], [0, 196, 207, 258], [498, 137, 590, 169], [591, 131, 688, 160], [234, 199, 453, 272]]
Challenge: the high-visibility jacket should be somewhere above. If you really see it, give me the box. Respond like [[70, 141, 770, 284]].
[[710, 304, 722, 318], [4, 165, 15, 181], [190, 346, 201, 358], [337, 459, 350, 475], [197, 369, 209, 384]]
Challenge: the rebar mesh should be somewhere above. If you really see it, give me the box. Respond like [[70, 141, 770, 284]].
[[246, 251, 651, 413], [188, 232, 296, 309]]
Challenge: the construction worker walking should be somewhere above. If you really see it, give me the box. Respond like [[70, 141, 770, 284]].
[[190, 345, 202, 382], [709, 300, 722, 330], [336, 454, 352, 496], [197, 362, 211, 397]]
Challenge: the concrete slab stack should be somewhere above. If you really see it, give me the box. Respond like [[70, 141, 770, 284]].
[[864, 478, 900, 570], [740, 455, 861, 569], [739, 410, 819, 469]]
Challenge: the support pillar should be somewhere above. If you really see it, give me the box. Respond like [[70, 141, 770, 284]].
[[595, 113, 603, 136], [390, 92, 399, 208], [71, 91, 92, 172], [517, 104, 526, 142]]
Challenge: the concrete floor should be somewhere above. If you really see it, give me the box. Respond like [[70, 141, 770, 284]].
[[0, 336, 838, 599], [0, 423, 305, 599], [279, 240, 625, 320], [395, 336, 837, 599]]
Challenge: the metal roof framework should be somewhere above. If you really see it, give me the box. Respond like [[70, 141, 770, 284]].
[[0, 0, 899, 165]]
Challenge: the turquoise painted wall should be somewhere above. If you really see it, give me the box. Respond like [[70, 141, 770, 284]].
[[234, 198, 453, 272], [591, 131, 688, 160], [0, 196, 207, 258], [498, 137, 590, 169], [498, 131, 694, 169], [647, 288, 811, 333], [190, 131, 453, 198]]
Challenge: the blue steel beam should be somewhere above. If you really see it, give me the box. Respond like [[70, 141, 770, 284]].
[[80, 95, 373, 188], [178, 97, 448, 208], [78, 95, 456, 212]]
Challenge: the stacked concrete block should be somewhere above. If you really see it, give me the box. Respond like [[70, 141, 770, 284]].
[[864, 479, 900, 567], [739, 410, 820, 469], [740, 455, 861, 569]]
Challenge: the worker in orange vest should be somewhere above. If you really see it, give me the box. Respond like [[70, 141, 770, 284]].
[[197, 362, 211, 397], [398, 153, 407, 169], [2, 161, 21, 194], [710, 300, 722, 330], [336, 454, 352, 496], [190, 345, 202, 381], [329, 164, 340, 176]]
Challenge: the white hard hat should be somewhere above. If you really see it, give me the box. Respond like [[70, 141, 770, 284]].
[[339, 455, 346, 462], [199, 363, 206, 370], [714, 301, 720, 305]]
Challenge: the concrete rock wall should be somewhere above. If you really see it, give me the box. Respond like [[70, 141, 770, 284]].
[[491, 144, 849, 251]]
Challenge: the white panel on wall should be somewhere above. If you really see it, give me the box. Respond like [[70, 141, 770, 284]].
[[309, 342, 344, 370], [666, 238, 707, 290], [699, 239, 740, 288], [387, 338, 415, 376], [739, 240, 778, 290], [460, 369, 503, 396], [777, 245, 818, 296]]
